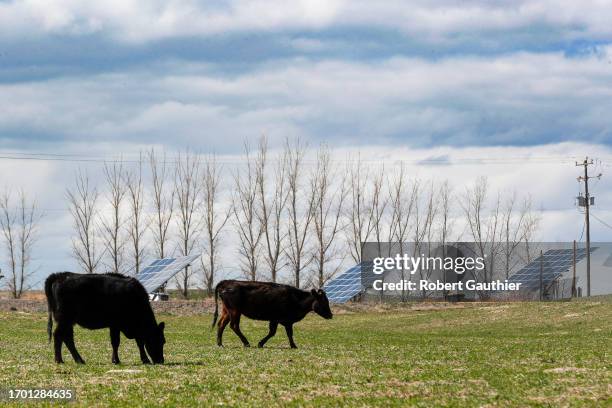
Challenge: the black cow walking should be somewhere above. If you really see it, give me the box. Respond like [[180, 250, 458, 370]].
[[212, 280, 333, 349], [45, 272, 166, 364]]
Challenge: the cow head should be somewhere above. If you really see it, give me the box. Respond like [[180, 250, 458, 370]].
[[311, 289, 333, 319], [145, 322, 166, 364]]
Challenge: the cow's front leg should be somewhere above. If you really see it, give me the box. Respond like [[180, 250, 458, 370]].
[[136, 338, 151, 364], [63, 324, 85, 364], [110, 328, 121, 364], [229, 313, 250, 347], [258, 321, 278, 348], [283, 323, 298, 349]]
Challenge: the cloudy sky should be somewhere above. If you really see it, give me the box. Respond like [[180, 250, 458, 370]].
[[1, 1, 612, 287]]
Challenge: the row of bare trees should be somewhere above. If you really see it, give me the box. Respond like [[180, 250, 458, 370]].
[[62, 139, 539, 298], [230, 139, 540, 291], [66, 150, 230, 298], [231, 138, 346, 288]]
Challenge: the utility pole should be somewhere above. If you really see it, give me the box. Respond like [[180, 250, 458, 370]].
[[576, 157, 601, 297], [572, 240, 577, 298], [539, 250, 543, 301]]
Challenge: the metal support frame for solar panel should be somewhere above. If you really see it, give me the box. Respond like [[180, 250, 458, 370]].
[[136, 254, 201, 298], [507, 248, 597, 295], [323, 261, 374, 303]]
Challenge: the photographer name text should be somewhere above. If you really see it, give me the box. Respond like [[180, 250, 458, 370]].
[[372, 279, 522, 291]]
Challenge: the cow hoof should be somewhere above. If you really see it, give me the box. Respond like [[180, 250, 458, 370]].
[[112, 360, 121, 365], [55, 360, 64, 364], [76, 359, 86, 364], [257, 343, 265, 348], [142, 360, 151, 365], [243, 344, 251, 348], [290, 345, 298, 349]]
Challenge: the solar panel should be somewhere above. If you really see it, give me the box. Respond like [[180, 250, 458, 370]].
[[508, 248, 596, 291], [323, 261, 374, 303], [136, 254, 201, 293]]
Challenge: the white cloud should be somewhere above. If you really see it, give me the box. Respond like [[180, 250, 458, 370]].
[[1, 1, 612, 43], [1, 51, 611, 149]]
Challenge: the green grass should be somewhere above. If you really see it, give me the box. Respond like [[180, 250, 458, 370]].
[[0, 300, 610, 407]]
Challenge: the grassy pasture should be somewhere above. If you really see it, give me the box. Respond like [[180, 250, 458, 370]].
[[0, 299, 610, 407]]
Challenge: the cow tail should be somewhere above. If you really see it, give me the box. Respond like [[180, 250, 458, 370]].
[[211, 283, 220, 330], [44, 274, 56, 343]]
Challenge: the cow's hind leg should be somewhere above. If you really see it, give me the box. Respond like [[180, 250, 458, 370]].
[[136, 338, 151, 364], [258, 321, 278, 348], [283, 323, 298, 349], [53, 323, 65, 364], [229, 313, 250, 347], [217, 309, 230, 347], [62, 324, 85, 364], [110, 328, 121, 364]]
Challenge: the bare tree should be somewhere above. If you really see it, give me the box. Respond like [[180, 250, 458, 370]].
[[416, 182, 439, 298], [461, 177, 503, 297], [148, 150, 174, 259], [370, 166, 388, 258], [345, 156, 374, 264], [387, 164, 417, 301], [437, 180, 455, 299], [285, 138, 315, 288], [0, 190, 42, 298], [125, 155, 147, 274], [67, 169, 102, 273], [100, 162, 127, 273], [501, 193, 540, 279], [175, 151, 203, 298], [0, 192, 17, 295], [201, 154, 231, 295], [437, 180, 454, 248], [521, 200, 541, 264], [256, 136, 288, 282], [233, 142, 263, 281], [311, 145, 346, 287]]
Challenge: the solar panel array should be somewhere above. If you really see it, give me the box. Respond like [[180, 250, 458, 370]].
[[136, 254, 201, 293], [508, 248, 595, 291], [323, 261, 374, 303]]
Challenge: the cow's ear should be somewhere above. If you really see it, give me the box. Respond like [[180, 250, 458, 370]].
[[310, 289, 318, 297], [159, 322, 165, 331]]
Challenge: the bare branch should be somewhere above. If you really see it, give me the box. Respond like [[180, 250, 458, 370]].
[[174, 150, 203, 297], [310, 144, 346, 287], [232, 141, 263, 281], [66, 169, 102, 273], [284, 137, 315, 288], [148, 149, 175, 260], [201, 154, 231, 295], [344, 155, 374, 264], [100, 161, 127, 273], [256, 136, 289, 282], [125, 153, 148, 275]]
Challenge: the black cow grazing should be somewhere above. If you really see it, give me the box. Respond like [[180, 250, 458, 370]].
[[45, 272, 166, 365], [212, 280, 333, 349]]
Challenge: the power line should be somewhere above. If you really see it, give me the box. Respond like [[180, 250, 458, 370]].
[[591, 212, 612, 231], [0, 151, 582, 166]]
